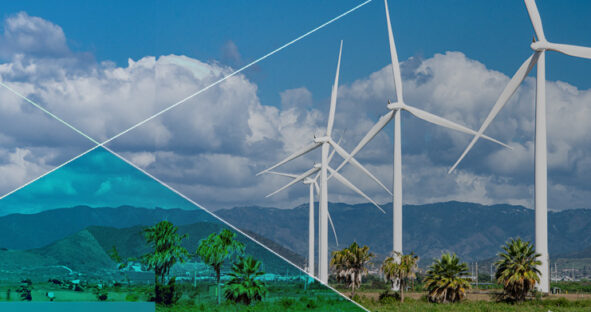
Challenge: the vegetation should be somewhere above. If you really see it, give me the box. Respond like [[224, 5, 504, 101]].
[[330, 241, 374, 297], [381, 251, 419, 302], [196, 228, 245, 304], [16, 279, 33, 301], [224, 256, 268, 305], [142, 220, 189, 304], [424, 253, 471, 303], [495, 238, 541, 302]]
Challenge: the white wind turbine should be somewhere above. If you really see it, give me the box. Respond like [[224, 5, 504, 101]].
[[448, 0, 591, 293], [333, 0, 509, 287], [258, 41, 389, 283], [266, 159, 346, 276], [266, 140, 343, 276]]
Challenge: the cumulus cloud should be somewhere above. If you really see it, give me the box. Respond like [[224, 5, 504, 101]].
[[1, 13, 591, 213], [0, 12, 69, 59]]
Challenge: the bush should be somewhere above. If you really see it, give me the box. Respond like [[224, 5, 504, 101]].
[[125, 293, 139, 302], [379, 289, 401, 304], [299, 296, 318, 309], [279, 297, 296, 308], [155, 277, 181, 305], [6, 288, 11, 301], [97, 292, 108, 301]]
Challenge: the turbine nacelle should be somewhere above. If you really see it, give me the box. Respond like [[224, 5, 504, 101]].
[[313, 136, 330, 144], [387, 101, 404, 111], [530, 40, 549, 52]]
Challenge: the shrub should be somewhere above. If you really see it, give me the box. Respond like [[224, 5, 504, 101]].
[[279, 297, 296, 308], [125, 293, 139, 302], [378, 289, 401, 304], [17, 285, 32, 301], [155, 278, 181, 306]]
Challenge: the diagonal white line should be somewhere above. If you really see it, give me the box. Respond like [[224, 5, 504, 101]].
[[102, 145, 370, 311], [0, 81, 101, 145], [0, 0, 372, 200], [99, 0, 372, 147]]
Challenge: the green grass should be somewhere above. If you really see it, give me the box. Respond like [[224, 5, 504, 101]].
[[352, 295, 591, 312], [0, 283, 153, 302], [155, 281, 364, 311]]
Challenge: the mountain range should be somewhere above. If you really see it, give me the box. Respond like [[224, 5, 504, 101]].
[[0, 201, 590, 269]]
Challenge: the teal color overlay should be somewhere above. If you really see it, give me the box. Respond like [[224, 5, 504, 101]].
[[0, 147, 197, 216], [0, 302, 154, 312]]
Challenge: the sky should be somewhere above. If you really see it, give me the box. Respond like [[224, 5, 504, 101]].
[[0, 147, 196, 216], [0, 0, 591, 213]]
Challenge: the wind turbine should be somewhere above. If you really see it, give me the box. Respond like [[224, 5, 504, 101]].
[[333, 0, 509, 288], [266, 142, 343, 276], [448, 0, 591, 293], [266, 162, 346, 276], [258, 41, 388, 283]]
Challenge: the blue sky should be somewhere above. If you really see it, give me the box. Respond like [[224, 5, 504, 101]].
[[0, 0, 591, 212], [2, 0, 590, 106]]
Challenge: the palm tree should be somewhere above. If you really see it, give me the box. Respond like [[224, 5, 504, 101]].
[[495, 238, 541, 302], [330, 241, 374, 297], [381, 252, 419, 302], [141, 221, 189, 285], [196, 228, 245, 304], [224, 256, 268, 305], [424, 253, 471, 303]]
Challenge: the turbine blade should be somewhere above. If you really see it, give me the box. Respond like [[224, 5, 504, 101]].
[[384, 0, 404, 102], [265, 167, 320, 198], [328, 166, 386, 214], [314, 180, 320, 194], [329, 139, 392, 196], [257, 142, 321, 175], [327, 41, 343, 137], [524, 0, 545, 41], [449, 52, 540, 173], [332, 110, 395, 175], [327, 210, 339, 246], [267, 171, 300, 179], [402, 105, 511, 149], [327, 136, 343, 165], [547, 43, 591, 60]]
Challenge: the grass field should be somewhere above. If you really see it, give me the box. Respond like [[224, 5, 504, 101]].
[[154, 281, 364, 311], [343, 289, 591, 312], [0, 282, 153, 302]]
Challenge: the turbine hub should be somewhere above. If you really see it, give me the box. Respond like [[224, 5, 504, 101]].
[[387, 101, 404, 110], [313, 163, 322, 169], [530, 40, 548, 52], [314, 136, 330, 143]]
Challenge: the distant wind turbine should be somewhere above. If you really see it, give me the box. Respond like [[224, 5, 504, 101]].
[[333, 0, 509, 290], [258, 41, 387, 283], [266, 139, 344, 276], [266, 165, 341, 276], [448, 0, 591, 293]]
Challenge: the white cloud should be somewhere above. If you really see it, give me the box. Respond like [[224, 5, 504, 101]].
[[1, 13, 591, 212]]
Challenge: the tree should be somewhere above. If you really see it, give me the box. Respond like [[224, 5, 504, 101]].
[[141, 221, 188, 305], [424, 253, 471, 303], [381, 252, 419, 302], [196, 229, 245, 304], [142, 221, 189, 284], [224, 256, 268, 305], [495, 238, 541, 302], [330, 241, 374, 297]]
